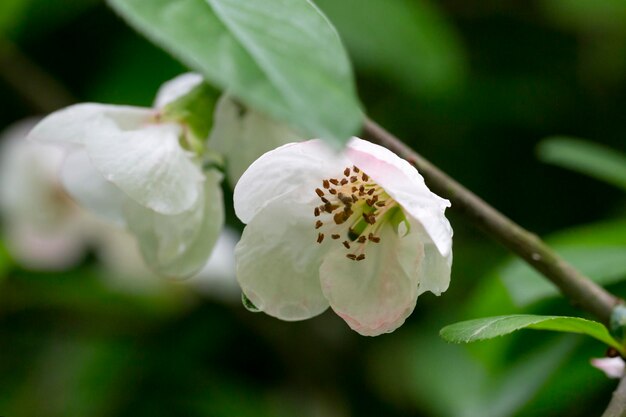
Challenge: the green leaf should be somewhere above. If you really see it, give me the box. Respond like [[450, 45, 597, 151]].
[[538, 137, 626, 191], [315, 0, 466, 98], [0, 0, 30, 34], [440, 314, 624, 354], [107, 0, 363, 146], [500, 219, 626, 306]]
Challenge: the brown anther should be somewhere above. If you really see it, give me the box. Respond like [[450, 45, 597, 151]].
[[369, 235, 380, 243], [338, 193, 352, 205], [375, 201, 386, 207], [362, 173, 369, 181], [366, 199, 373, 206], [342, 241, 351, 249], [343, 208, 353, 218], [315, 188, 324, 197], [350, 176, 358, 183], [315, 220, 323, 229], [359, 185, 365, 193], [329, 178, 339, 185], [356, 254, 365, 261], [367, 188, 375, 195], [324, 203, 339, 213], [317, 233, 325, 243], [351, 186, 358, 192], [334, 212, 347, 225], [363, 213, 376, 225], [314, 207, 320, 217], [329, 188, 337, 195], [371, 195, 379, 203], [340, 178, 348, 185], [344, 167, 351, 176], [351, 194, 358, 202], [353, 166, 360, 173], [346, 254, 357, 260], [323, 179, 330, 189], [331, 234, 340, 240], [358, 236, 367, 243], [321, 197, 329, 204]]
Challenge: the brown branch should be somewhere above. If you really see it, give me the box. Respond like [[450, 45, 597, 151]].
[[362, 118, 621, 324], [603, 376, 626, 417]]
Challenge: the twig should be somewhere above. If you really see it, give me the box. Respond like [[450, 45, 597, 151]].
[[0, 36, 75, 113], [602, 376, 626, 417], [362, 118, 621, 324]]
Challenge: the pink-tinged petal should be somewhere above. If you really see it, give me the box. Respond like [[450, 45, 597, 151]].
[[28, 103, 152, 147], [86, 122, 204, 215], [319, 223, 425, 336], [235, 192, 331, 320], [234, 139, 348, 224], [346, 138, 452, 257], [153, 73, 204, 109], [591, 357, 625, 379]]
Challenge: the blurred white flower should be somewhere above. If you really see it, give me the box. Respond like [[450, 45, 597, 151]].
[[28, 73, 224, 278], [591, 357, 625, 379], [209, 95, 304, 186], [234, 138, 453, 336], [0, 119, 88, 270]]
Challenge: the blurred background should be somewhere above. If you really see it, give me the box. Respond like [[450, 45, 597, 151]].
[[1, 0, 625, 416]]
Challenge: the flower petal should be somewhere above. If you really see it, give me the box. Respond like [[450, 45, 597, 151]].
[[153, 73, 204, 109], [411, 218, 452, 297], [591, 357, 625, 379], [235, 192, 330, 320], [61, 150, 128, 226], [210, 95, 305, 186], [123, 170, 224, 279], [86, 121, 204, 215], [346, 138, 452, 257], [319, 223, 425, 336], [234, 139, 348, 224], [28, 103, 153, 147]]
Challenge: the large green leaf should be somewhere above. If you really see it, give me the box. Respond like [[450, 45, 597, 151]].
[[440, 314, 624, 353], [538, 137, 626, 191], [107, 0, 363, 146], [500, 219, 626, 306], [315, 0, 466, 98]]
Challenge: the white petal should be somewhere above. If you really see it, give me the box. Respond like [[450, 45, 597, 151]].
[[209, 95, 305, 185], [153, 73, 204, 109], [234, 139, 348, 224], [61, 150, 128, 226], [123, 170, 224, 279], [235, 192, 330, 320], [320, 223, 425, 336], [346, 137, 452, 256], [86, 121, 204, 215], [411, 219, 452, 297], [591, 357, 625, 379], [28, 103, 153, 147]]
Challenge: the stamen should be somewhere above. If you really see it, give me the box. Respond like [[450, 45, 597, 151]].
[[314, 207, 320, 217], [376, 201, 386, 207], [317, 233, 325, 243], [329, 188, 337, 195], [353, 166, 360, 173], [351, 194, 358, 202], [321, 197, 329, 204], [368, 233, 380, 243], [323, 180, 330, 189], [342, 241, 351, 249], [367, 188, 375, 195], [350, 176, 358, 183], [338, 193, 352, 205], [351, 186, 358, 192], [356, 254, 365, 261], [344, 167, 351, 176], [340, 178, 348, 185], [315, 220, 323, 229], [331, 234, 340, 240], [329, 179, 339, 185], [362, 173, 369, 181], [315, 188, 324, 197], [346, 254, 357, 260], [358, 236, 367, 243], [334, 212, 347, 225]]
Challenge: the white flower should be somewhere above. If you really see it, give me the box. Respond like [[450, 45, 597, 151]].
[[234, 138, 453, 336], [27, 73, 224, 278], [209, 95, 305, 186], [0, 119, 88, 270], [591, 357, 625, 379]]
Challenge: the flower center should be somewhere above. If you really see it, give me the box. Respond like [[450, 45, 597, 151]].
[[313, 165, 400, 261]]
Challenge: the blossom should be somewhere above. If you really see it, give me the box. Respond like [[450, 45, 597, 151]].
[[234, 138, 452, 336], [27, 73, 224, 278], [591, 357, 625, 379]]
